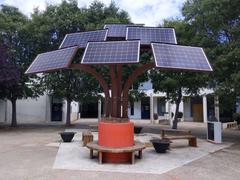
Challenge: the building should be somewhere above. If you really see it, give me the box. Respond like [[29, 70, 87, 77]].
[[0, 93, 79, 124], [0, 81, 234, 125]]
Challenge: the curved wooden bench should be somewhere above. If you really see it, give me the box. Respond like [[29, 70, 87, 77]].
[[86, 141, 146, 164]]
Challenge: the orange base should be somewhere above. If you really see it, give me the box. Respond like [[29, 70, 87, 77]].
[[98, 121, 134, 163]]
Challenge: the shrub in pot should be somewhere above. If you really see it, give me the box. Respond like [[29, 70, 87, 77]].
[[150, 138, 171, 153], [134, 126, 142, 134], [153, 113, 159, 120], [177, 112, 183, 118], [233, 113, 240, 128], [59, 132, 76, 142]]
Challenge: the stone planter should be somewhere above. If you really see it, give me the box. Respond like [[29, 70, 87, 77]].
[[151, 139, 171, 153], [134, 126, 142, 134], [59, 132, 76, 142]]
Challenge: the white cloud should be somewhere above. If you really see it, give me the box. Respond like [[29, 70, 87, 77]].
[[0, 0, 185, 26]]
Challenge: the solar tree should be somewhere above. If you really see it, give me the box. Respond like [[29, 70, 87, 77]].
[[26, 24, 212, 163]]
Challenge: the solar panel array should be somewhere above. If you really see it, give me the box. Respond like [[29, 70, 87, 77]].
[[104, 24, 144, 38], [25, 46, 78, 74], [59, 29, 108, 49], [82, 41, 140, 64], [151, 43, 212, 71], [127, 27, 177, 45], [26, 23, 213, 74]]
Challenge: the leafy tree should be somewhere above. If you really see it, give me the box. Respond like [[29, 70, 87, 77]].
[[0, 43, 19, 86], [0, 5, 44, 127], [25, 0, 133, 125], [150, 20, 209, 129], [43, 70, 99, 126], [182, 0, 240, 116]]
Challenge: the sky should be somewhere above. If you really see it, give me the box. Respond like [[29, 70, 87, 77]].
[[0, 0, 185, 26]]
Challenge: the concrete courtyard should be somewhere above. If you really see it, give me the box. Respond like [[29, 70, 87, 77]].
[[0, 120, 240, 180]]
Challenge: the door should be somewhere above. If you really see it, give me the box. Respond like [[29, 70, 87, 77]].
[[141, 97, 150, 119], [193, 104, 203, 122], [51, 103, 62, 121], [80, 102, 98, 118]]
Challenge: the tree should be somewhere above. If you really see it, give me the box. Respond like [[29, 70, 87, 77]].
[[0, 43, 19, 86], [150, 71, 207, 129], [43, 70, 99, 126], [25, 0, 133, 125], [150, 20, 209, 129], [0, 5, 44, 127], [182, 0, 240, 116]]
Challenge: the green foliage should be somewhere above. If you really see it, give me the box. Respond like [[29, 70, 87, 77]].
[[0, 5, 44, 101], [182, 0, 240, 103], [233, 113, 240, 124], [43, 70, 99, 103]]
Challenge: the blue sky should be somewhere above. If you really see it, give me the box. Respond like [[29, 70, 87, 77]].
[[0, 0, 185, 26]]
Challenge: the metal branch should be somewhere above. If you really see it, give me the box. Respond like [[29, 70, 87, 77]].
[[69, 64, 110, 117]]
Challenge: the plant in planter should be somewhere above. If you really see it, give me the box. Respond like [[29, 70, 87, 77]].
[[233, 113, 240, 129], [59, 132, 76, 142], [134, 126, 142, 134], [153, 113, 159, 120], [150, 138, 171, 153], [177, 112, 183, 118], [177, 112, 183, 122]]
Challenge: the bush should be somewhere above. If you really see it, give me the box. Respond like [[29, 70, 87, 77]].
[[153, 113, 158, 120], [177, 112, 183, 118], [233, 113, 240, 125]]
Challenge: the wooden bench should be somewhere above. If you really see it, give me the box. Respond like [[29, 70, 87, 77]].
[[161, 129, 197, 147], [82, 130, 93, 146], [86, 141, 146, 164]]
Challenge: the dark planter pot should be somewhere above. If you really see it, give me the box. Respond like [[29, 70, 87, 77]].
[[59, 132, 76, 142], [134, 126, 142, 134], [151, 139, 171, 153]]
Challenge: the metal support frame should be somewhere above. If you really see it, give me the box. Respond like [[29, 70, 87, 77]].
[[69, 63, 155, 120]]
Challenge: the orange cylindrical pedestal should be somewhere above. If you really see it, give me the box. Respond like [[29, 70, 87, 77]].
[[98, 121, 134, 163]]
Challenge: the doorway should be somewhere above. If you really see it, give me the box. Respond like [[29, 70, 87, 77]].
[[51, 97, 63, 121], [141, 97, 150, 119], [192, 104, 203, 122]]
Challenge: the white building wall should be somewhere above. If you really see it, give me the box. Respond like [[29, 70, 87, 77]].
[[16, 95, 48, 123], [128, 101, 141, 119], [153, 97, 158, 114], [0, 100, 7, 123], [0, 94, 79, 124], [62, 100, 79, 122], [183, 97, 193, 121]]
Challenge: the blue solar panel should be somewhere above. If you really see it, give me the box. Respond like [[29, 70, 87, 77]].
[[82, 41, 140, 64], [104, 24, 144, 38], [25, 46, 78, 74], [59, 29, 108, 49], [151, 43, 212, 71], [127, 27, 177, 45]]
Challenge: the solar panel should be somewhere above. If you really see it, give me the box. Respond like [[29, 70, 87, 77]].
[[59, 29, 108, 49], [25, 46, 78, 74], [82, 41, 140, 64], [104, 24, 144, 38], [127, 27, 177, 45], [151, 43, 212, 72]]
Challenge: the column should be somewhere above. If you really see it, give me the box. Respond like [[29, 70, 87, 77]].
[[167, 100, 172, 126], [214, 95, 220, 121], [150, 93, 154, 124], [98, 99, 102, 122], [203, 95, 208, 123]]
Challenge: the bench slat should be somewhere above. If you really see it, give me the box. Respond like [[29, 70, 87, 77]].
[[86, 141, 145, 153], [163, 135, 195, 140]]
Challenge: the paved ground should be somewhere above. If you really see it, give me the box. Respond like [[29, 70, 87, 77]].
[[0, 120, 239, 180]]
